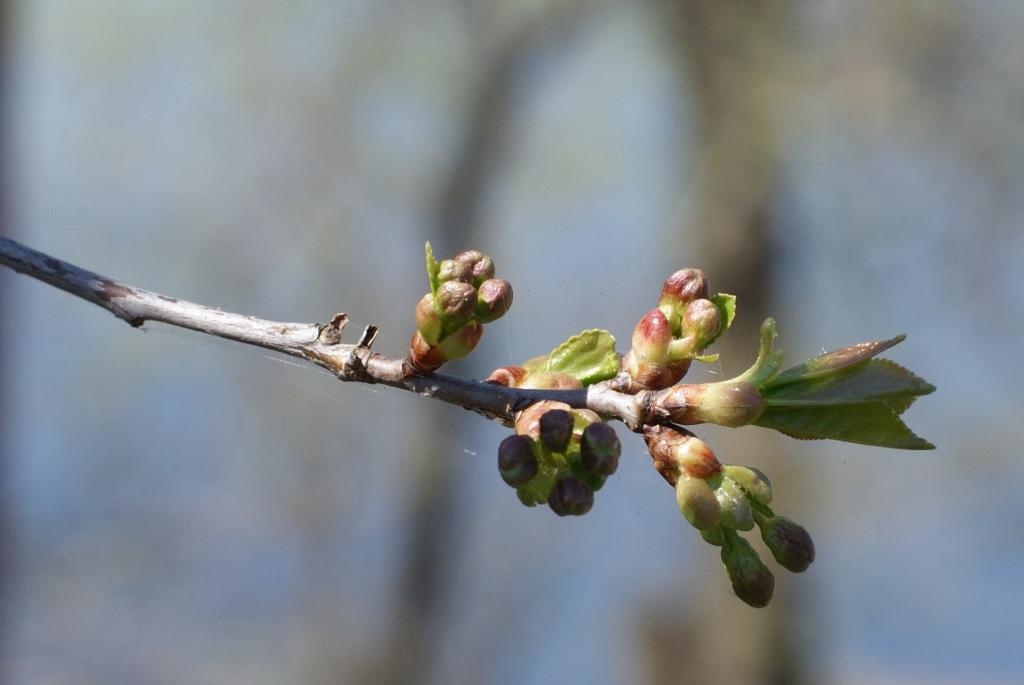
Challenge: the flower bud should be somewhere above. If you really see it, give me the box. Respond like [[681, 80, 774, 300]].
[[681, 298, 721, 348], [454, 250, 495, 285], [714, 476, 754, 531], [721, 534, 775, 608], [663, 380, 766, 428], [759, 516, 815, 573], [631, 308, 672, 362], [518, 370, 583, 390], [437, 258, 474, 284], [498, 434, 538, 487], [515, 400, 573, 441], [548, 477, 594, 517], [722, 465, 773, 505], [485, 366, 527, 387], [414, 293, 442, 345], [436, 321, 483, 361], [659, 268, 708, 310], [475, 278, 513, 323], [643, 425, 721, 483], [539, 409, 574, 453], [675, 475, 721, 530], [436, 280, 477, 324], [580, 422, 621, 476], [407, 331, 447, 373]]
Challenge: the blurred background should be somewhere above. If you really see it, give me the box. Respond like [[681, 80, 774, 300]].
[[1, 1, 1023, 683]]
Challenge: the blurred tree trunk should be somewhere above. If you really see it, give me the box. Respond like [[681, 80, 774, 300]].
[[366, 4, 595, 684], [0, 0, 11, 669], [639, 2, 807, 684]]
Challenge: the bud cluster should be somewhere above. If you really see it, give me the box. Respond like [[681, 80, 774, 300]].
[[643, 424, 814, 607], [497, 400, 622, 517], [408, 248, 513, 372], [622, 268, 725, 390]]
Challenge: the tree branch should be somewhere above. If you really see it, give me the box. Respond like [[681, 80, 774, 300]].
[[0, 235, 649, 427]]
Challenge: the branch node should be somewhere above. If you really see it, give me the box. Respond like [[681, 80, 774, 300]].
[[319, 313, 349, 345]]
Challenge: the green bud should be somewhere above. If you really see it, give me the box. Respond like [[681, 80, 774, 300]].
[[474, 278, 513, 323], [548, 477, 594, 517], [714, 476, 754, 531], [436, 321, 483, 361], [580, 422, 621, 476], [675, 475, 721, 530], [518, 370, 584, 390], [437, 258, 474, 284], [663, 380, 766, 428], [701, 526, 725, 546], [759, 516, 815, 573], [539, 409, 574, 453], [414, 293, 442, 345], [436, 280, 477, 324], [721, 533, 775, 608], [498, 434, 538, 487], [722, 465, 773, 505]]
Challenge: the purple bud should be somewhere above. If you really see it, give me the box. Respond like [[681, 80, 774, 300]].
[[453, 250, 495, 285], [475, 278, 513, 323], [498, 435, 538, 487], [437, 258, 474, 284], [539, 409, 574, 453], [759, 516, 815, 573], [580, 422, 621, 476], [548, 477, 594, 517], [436, 280, 477, 323], [515, 400, 574, 441], [721, 534, 775, 608]]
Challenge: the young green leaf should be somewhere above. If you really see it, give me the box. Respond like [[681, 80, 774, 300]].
[[766, 335, 906, 388], [704, 293, 736, 346], [545, 329, 620, 386], [424, 242, 441, 296], [754, 402, 934, 449], [763, 359, 935, 412]]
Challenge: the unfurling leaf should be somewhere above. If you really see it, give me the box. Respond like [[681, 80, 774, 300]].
[[545, 329, 620, 386]]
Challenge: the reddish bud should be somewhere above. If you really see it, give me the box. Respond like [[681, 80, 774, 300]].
[[453, 250, 495, 285], [659, 268, 708, 309], [475, 278, 513, 323], [485, 366, 528, 387], [631, 308, 672, 362], [407, 331, 447, 373]]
